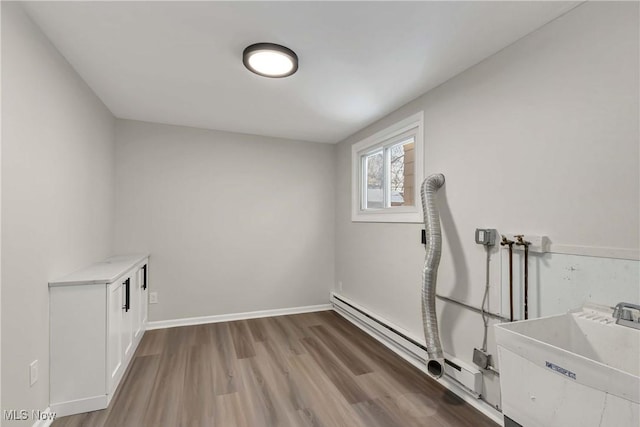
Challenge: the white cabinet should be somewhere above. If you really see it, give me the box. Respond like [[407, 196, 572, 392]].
[[121, 276, 134, 361], [107, 279, 123, 391], [132, 265, 147, 343], [141, 264, 149, 325], [50, 254, 149, 417]]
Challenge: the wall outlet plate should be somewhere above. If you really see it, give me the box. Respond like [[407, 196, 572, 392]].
[[149, 292, 158, 304], [475, 228, 497, 246], [473, 348, 490, 369]]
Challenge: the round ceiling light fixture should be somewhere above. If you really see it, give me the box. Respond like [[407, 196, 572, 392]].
[[243, 43, 298, 78]]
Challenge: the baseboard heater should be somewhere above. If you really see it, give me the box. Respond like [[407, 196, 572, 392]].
[[331, 293, 482, 397]]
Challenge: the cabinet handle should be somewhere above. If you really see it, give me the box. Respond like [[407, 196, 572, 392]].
[[124, 279, 130, 312], [142, 265, 147, 290]]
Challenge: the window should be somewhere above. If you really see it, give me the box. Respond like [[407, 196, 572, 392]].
[[352, 112, 424, 222]]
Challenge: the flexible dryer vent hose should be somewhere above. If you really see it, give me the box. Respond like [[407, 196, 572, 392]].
[[420, 173, 446, 378]]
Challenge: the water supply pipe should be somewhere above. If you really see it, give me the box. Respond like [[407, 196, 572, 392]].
[[500, 236, 515, 322], [420, 173, 446, 378], [515, 235, 531, 320]]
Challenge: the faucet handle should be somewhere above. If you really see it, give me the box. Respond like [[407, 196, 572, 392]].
[[613, 303, 627, 319], [613, 302, 640, 324], [514, 235, 530, 246], [500, 235, 511, 246]]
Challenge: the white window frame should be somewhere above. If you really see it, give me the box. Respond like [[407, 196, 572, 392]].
[[351, 111, 424, 223]]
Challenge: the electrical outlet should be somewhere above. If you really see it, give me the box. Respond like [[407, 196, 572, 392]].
[[149, 292, 158, 304], [475, 228, 497, 246], [29, 360, 38, 386], [473, 348, 490, 369]]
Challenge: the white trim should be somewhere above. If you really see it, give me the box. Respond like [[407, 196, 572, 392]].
[[31, 407, 56, 427], [50, 394, 108, 418], [330, 292, 504, 426], [351, 111, 425, 223], [549, 244, 639, 261], [146, 303, 333, 330]]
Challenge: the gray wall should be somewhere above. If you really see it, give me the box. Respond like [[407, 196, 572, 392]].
[[114, 120, 335, 322], [334, 1, 639, 408], [1, 2, 116, 423], [1, 0, 638, 420]]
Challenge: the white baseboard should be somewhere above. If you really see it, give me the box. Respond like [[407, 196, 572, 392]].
[[31, 407, 56, 427], [330, 292, 503, 426], [146, 303, 332, 330], [50, 394, 108, 419]]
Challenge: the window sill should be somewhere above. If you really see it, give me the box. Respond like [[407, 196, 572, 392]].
[[351, 210, 423, 223]]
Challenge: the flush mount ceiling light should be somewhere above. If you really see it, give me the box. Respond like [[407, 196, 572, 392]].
[[243, 43, 298, 78]]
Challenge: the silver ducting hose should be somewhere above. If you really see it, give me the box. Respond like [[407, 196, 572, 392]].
[[421, 173, 446, 379]]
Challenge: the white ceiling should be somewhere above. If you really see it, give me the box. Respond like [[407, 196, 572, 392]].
[[23, 1, 580, 143]]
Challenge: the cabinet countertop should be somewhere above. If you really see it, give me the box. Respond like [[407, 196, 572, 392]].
[[49, 254, 149, 287]]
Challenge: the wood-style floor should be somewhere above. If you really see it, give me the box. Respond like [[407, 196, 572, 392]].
[[53, 310, 498, 427]]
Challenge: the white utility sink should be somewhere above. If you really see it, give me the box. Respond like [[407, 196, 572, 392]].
[[495, 304, 640, 427]]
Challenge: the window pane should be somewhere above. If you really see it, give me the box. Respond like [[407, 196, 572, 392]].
[[365, 150, 384, 209], [389, 138, 415, 207]]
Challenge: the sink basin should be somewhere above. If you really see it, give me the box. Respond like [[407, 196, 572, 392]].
[[495, 304, 640, 427]]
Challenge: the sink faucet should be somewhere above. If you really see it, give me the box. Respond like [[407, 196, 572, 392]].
[[613, 302, 640, 330]]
